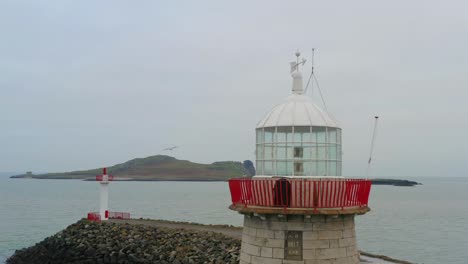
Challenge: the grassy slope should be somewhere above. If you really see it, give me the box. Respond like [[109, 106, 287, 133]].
[[11, 155, 244, 181]]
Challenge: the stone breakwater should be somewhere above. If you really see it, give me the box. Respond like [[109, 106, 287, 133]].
[[7, 220, 240, 264]]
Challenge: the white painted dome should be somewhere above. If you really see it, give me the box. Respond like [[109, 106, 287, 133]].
[[256, 92, 339, 129]]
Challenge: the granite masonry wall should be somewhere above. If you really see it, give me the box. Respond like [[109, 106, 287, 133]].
[[240, 214, 359, 264]]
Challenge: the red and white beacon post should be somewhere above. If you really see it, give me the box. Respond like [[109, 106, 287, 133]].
[[98, 168, 110, 221]]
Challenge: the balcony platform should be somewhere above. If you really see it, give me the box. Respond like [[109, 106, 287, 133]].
[[229, 204, 370, 215]]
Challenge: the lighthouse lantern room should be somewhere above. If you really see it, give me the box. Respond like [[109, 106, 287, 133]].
[[228, 52, 372, 264]]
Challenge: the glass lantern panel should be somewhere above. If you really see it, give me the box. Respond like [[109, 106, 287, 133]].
[[317, 161, 326, 176], [309, 161, 318, 176], [277, 161, 287, 175], [264, 127, 275, 143], [294, 126, 311, 143], [277, 127, 291, 143], [328, 161, 337, 176], [264, 145, 274, 160], [311, 143, 318, 160], [303, 144, 312, 159], [256, 161, 263, 175], [327, 128, 337, 143], [314, 127, 327, 143], [304, 161, 314, 176], [286, 146, 294, 159], [317, 144, 327, 160], [264, 161, 273, 175], [276, 144, 287, 160], [328, 144, 337, 160], [256, 129, 264, 144], [256, 144, 264, 160], [337, 161, 342, 176], [285, 161, 293, 176]]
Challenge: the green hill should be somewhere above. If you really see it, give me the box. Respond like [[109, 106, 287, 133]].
[[10, 155, 249, 181]]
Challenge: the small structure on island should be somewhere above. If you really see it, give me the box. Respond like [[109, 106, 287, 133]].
[[228, 52, 372, 264], [87, 168, 130, 221]]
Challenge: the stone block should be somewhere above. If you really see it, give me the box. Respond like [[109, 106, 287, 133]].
[[303, 240, 329, 249], [243, 226, 257, 237], [346, 245, 357, 257], [265, 238, 284, 248], [242, 242, 261, 256], [240, 251, 251, 263], [318, 230, 342, 240], [310, 215, 325, 223], [288, 221, 313, 230], [313, 221, 344, 231], [272, 247, 284, 259], [251, 255, 282, 264], [303, 231, 319, 240], [283, 260, 305, 264], [342, 229, 355, 238], [324, 215, 344, 223], [269, 221, 288, 230], [274, 230, 285, 239], [260, 247, 273, 258], [328, 239, 339, 248], [287, 215, 304, 222], [256, 228, 275, 238], [303, 249, 315, 258], [343, 217, 355, 229], [339, 238, 356, 248], [334, 256, 359, 264], [305, 260, 333, 264], [316, 248, 347, 259]]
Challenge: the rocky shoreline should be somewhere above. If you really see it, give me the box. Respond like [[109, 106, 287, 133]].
[[7, 220, 240, 264], [7, 219, 412, 264]]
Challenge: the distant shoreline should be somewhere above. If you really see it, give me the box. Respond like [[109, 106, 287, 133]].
[[10, 176, 421, 186]]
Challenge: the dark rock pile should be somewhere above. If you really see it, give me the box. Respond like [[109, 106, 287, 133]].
[[7, 220, 240, 264]]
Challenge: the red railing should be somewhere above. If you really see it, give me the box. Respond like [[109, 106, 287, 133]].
[[228, 178, 371, 209], [87, 211, 131, 221], [109, 212, 131, 219], [87, 212, 101, 221]]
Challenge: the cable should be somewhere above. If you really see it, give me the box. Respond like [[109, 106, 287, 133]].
[[365, 116, 379, 179], [313, 73, 329, 113], [304, 48, 315, 95]]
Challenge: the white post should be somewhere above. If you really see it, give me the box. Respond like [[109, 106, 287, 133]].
[[99, 169, 109, 221]]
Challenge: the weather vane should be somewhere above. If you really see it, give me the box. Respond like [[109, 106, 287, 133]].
[[290, 50, 307, 73]]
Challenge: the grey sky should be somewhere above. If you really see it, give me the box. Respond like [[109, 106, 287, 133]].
[[1, 1, 467, 177]]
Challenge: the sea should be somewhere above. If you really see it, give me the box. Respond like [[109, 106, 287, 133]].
[[0, 174, 466, 264]]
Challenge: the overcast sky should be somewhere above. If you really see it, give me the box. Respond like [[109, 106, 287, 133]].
[[1, 1, 467, 177]]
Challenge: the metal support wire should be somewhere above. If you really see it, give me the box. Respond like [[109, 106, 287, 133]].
[[304, 48, 315, 94], [365, 116, 379, 179], [313, 73, 329, 113]]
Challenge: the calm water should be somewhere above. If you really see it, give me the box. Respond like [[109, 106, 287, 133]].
[[0, 176, 467, 264]]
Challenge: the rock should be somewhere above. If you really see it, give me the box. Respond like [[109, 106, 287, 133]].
[[7, 219, 241, 264]]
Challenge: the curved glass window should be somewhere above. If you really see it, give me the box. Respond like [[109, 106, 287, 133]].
[[256, 126, 342, 176]]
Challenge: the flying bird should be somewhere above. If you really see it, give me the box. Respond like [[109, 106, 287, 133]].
[[162, 146, 179, 151]]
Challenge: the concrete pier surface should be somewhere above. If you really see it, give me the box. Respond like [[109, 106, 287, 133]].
[[108, 219, 412, 264]]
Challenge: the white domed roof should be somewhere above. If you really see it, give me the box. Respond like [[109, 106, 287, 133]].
[[256, 94, 340, 128]]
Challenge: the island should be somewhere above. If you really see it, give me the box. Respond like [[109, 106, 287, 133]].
[[10, 155, 255, 181], [10, 155, 421, 186], [370, 179, 421, 187]]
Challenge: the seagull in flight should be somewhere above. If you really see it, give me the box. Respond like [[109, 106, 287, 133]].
[[162, 146, 179, 151]]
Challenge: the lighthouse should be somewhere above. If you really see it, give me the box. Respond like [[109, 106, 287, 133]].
[[228, 52, 372, 264]]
